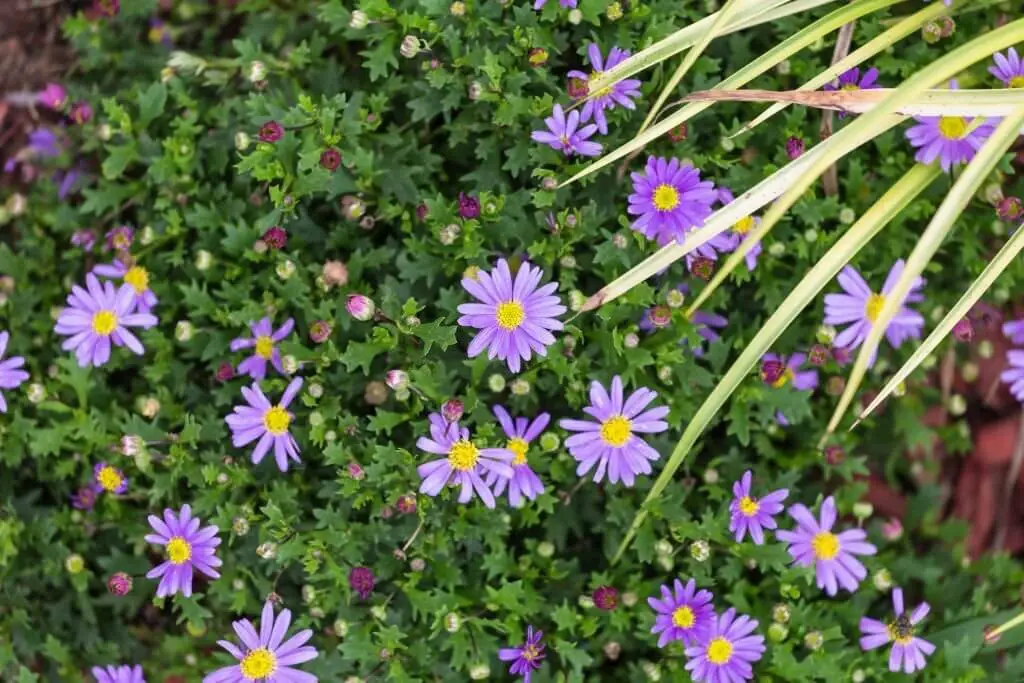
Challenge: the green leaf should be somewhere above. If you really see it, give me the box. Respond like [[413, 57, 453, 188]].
[[102, 142, 139, 180], [137, 82, 167, 129], [410, 319, 457, 353]]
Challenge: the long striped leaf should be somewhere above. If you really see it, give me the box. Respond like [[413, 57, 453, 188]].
[[562, 0, 902, 188], [855, 225, 1024, 426], [820, 108, 1024, 447], [611, 164, 941, 563], [734, 1, 948, 136]]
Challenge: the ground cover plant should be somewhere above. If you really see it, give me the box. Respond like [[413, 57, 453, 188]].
[[3, 0, 1024, 681]]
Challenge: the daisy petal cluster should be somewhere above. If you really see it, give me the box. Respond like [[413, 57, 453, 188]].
[[530, 104, 602, 158], [225, 378, 304, 472], [533, 0, 576, 8], [761, 353, 818, 391], [230, 317, 295, 381], [648, 578, 715, 647], [990, 48, 1024, 88], [203, 600, 317, 683], [499, 625, 545, 681], [905, 82, 997, 172], [91, 665, 146, 683], [0, 331, 29, 412], [568, 44, 642, 135], [417, 412, 515, 508], [145, 504, 222, 598], [628, 156, 718, 246], [824, 66, 880, 92], [560, 375, 668, 486], [486, 405, 548, 507], [777, 496, 878, 596], [728, 470, 788, 545], [55, 274, 158, 368], [93, 259, 158, 313], [860, 587, 936, 674], [823, 260, 924, 366], [457, 259, 566, 374]]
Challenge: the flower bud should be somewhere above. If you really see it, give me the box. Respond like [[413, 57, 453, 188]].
[[510, 379, 530, 396], [768, 623, 789, 643], [247, 61, 267, 83], [232, 517, 250, 535], [449, 1, 466, 16], [824, 445, 844, 466], [309, 320, 332, 344], [952, 317, 974, 342], [348, 462, 365, 480], [703, 468, 719, 484], [365, 381, 388, 405], [882, 517, 903, 541], [258, 121, 284, 143], [690, 540, 710, 562], [66, 553, 85, 574], [593, 586, 619, 611], [641, 661, 661, 681], [108, 572, 133, 595], [873, 568, 893, 591], [469, 663, 490, 680], [539, 432, 560, 452], [346, 294, 376, 321], [174, 320, 194, 342], [785, 136, 804, 160], [603, 641, 621, 660], [772, 604, 790, 624], [768, 242, 786, 257], [537, 541, 555, 558], [257, 542, 278, 559], [439, 223, 461, 245], [567, 8, 582, 24], [804, 631, 824, 651], [948, 393, 967, 416], [853, 502, 873, 521], [400, 35, 420, 59], [487, 374, 506, 392], [961, 361, 979, 383], [442, 399, 464, 422], [997, 196, 1023, 221], [445, 612, 462, 633], [624, 332, 640, 349], [386, 370, 409, 390], [349, 10, 369, 28], [216, 362, 235, 382]]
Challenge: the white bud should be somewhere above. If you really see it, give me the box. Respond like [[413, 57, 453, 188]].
[[567, 8, 583, 23], [235, 131, 251, 151], [839, 207, 856, 224], [195, 249, 213, 271], [216, 472, 229, 485], [282, 355, 299, 375], [469, 663, 490, 680], [768, 242, 786, 257], [140, 226, 155, 245], [276, 259, 296, 280], [537, 541, 555, 558], [308, 382, 324, 399], [349, 10, 369, 28], [27, 383, 46, 404], [248, 61, 267, 83], [175, 320, 194, 342], [400, 35, 420, 59]]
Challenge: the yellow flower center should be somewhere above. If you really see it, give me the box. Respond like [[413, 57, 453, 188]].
[[166, 537, 192, 565], [239, 647, 277, 679], [96, 466, 123, 492], [448, 440, 480, 471], [840, 83, 860, 91], [590, 71, 613, 98], [652, 184, 680, 212], [672, 606, 695, 629], [739, 496, 760, 517], [706, 637, 734, 665], [263, 406, 291, 435], [91, 310, 118, 336], [864, 293, 886, 323], [812, 531, 840, 560], [599, 415, 632, 447], [123, 266, 150, 294], [887, 614, 915, 645], [1011, 76, 1024, 89], [733, 216, 755, 235], [495, 301, 526, 330], [254, 335, 275, 359], [772, 368, 794, 388], [938, 116, 968, 140], [507, 437, 529, 466], [522, 644, 541, 661]]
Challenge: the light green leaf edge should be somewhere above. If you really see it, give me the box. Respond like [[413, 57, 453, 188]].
[[820, 107, 1024, 446], [611, 164, 941, 564], [731, 1, 949, 137], [856, 219, 1024, 427], [561, 0, 900, 189]]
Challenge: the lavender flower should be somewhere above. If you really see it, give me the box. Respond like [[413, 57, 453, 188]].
[[93, 259, 158, 313], [203, 600, 317, 683], [457, 259, 566, 374], [531, 104, 602, 157], [0, 332, 29, 412], [648, 578, 715, 647], [729, 215, 762, 270], [824, 66, 880, 92], [823, 260, 924, 366], [684, 608, 766, 682], [91, 665, 145, 683], [567, 44, 641, 135], [860, 587, 935, 674], [54, 275, 158, 367], [729, 470, 789, 545], [628, 156, 717, 246], [229, 317, 295, 381], [1003, 318, 1024, 344], [485, 405, 548, 507], [72, 229, 97, 251], [225, 378, 304, 472], [72, 486, 98, 510], [761, 353, 818, 391], [498, 625, 545, 681], [416, 412, 514, 508], [105, 225, 134, 251], [776, 496, 878, 596], [906, 82, 998, 172], [1001, 350, 1024, 403], [145, 504, 221, 598], [93, 462, 128, 495], [990, 48, 1024, 88], [559, 375, 669, 486], [38, 83, 67, 110]]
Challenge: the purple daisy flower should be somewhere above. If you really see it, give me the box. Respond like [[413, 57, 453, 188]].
[[860, 587, 936, 674], [905, 81, 998, 172], [530, 104, 602, 157], [93, 259, 158, 313], [648, 578, 715, 647], [105, 225, 134, 251], [1000, 350, 1024, 403], [72, 486, 98, 510], [761, 352, 818, 391], [91, 665, 145, 683], [54, 275, 159, 368], [729, 470, 789, 545], [203, 600, 317, 683], [823, 261, 924, 367], [684, 608, 766, 683], [627, 156, 718, 246], [457, 259, 566, 374], [567, 44, 642, 135], [93, 462, 128, 495], [824, 66, 880, 92], [145, 504, 222, 598], [559, 375, 669, 486], [729, 215, 762, 270], [991, 48, 1024, 88], [485, 405, 548, 507], [0, 331, 28, 412], [229, 317, 295, 381], [225, 378, 303, 472], [498, 625, 545, 682], [776, 496, 878, 596], [416, 412, 515, 509], [1003, 318, 1024, 344]]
